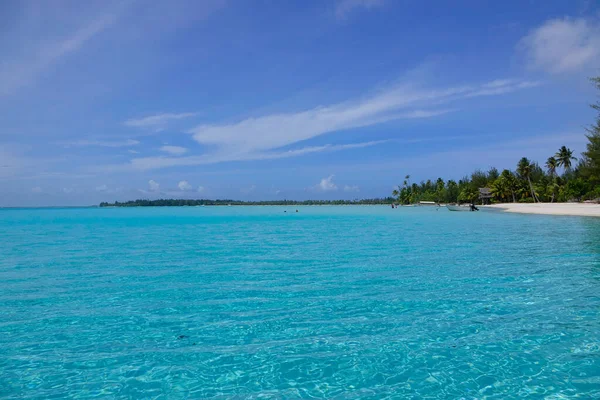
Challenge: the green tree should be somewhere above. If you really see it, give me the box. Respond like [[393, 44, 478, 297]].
[[580, 76, 600, 187], [435, 178, 445, 203], [545, 156, 558, 178], [491, 169, 517, 203], [487, 167, 500, 182], [517, 157, 538, 202], [547, 177, 560, 203], [445, 180, 459, 203], [458, 187, 478, 203], [470, 169, 488, 190], [555, 146, 577, 173]]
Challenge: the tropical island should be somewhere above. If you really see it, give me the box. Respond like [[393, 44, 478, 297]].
[[99, 198, 395, 207], [100, 78, 600, 216], [391, 77, 600, 208]]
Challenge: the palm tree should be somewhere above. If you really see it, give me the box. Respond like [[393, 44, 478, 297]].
[[545, 156, 558, 177], [548, 177, 559, 203], [555, 146, 577, 172], [493, 169, 517, 202], [517, 157, 538, 202]]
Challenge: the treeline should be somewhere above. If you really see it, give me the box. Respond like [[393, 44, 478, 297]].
[[99, 198, 396, 207], [393, 77, 600, 205]]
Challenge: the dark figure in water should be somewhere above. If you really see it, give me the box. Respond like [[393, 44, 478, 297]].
[[470, 203, 479, 211]]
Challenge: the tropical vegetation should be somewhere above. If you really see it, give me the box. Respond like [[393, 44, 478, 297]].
[[392, 77, 600, 205]]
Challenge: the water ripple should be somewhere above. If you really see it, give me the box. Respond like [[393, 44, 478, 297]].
[[1, 206, 599, 398]]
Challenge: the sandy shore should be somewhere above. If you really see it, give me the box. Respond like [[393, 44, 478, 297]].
[[485, 203, 600, 217]]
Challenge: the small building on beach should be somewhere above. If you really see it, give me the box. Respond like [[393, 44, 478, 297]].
[[479, 188, 493, 205]]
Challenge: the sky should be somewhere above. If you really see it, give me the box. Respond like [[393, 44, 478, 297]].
[[1, 0, 600, 206]]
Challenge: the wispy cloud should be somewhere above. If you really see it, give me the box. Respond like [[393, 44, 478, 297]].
[[335, 0, 385, 20], [0, 6, 121, 96], [67, 139, 140, 148], [125, 112, 199, 132], [160, 145, 188, 155], [127, 140, 386, 170], [519, 17, 600, 74], [344, 185, 360, 192], [100, 78, 537, 172], [188, 79, 535, 153]]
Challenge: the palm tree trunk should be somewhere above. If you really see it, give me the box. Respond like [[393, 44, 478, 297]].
[[511, 191, 516, 203], [527, 177, 537, 203]]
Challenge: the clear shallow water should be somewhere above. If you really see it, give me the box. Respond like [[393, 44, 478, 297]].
[[1, 206, 599, 399]]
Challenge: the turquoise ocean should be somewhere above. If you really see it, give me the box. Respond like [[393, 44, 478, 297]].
[[1, 206, 599, 398]]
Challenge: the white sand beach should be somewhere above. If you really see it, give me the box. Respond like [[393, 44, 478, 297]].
[[485, 203, 600, 217]]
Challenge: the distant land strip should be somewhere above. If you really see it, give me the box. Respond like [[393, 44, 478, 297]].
[[99, 198, 396, 207]]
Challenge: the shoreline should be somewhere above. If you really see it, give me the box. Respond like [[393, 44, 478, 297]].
[[485, 203, 600, 217]]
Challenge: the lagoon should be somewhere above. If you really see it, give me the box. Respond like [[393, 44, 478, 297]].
[[1, 206, 599, 398]]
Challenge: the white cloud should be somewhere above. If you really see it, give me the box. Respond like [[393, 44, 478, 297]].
[[128, 149, 140, 154], [31, 186, 43, 193], [519, 17, 600, 74], [197, 186, 205, 193], [67, 139, 140, 148], [335, 0, 384, 20], [0, 9, 120, 96], [178, 180, 192, 191], [63, 188, 74, 194], [318, 175, 338, 191], [188, 79, 534, 158], [160, 145, 188, 155], [148, 179, 160, 192], [98, 78, 537, 172], [96, 184, 108, 192], [125, 112, 198, 131], [344, 185, 360, 192]]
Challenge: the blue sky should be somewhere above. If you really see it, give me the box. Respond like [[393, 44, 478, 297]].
[[1, 0, 600, 206]]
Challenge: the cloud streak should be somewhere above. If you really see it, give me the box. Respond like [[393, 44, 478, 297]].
[[125, 112, 199, 131], [160, 145, 188, 155], [128, 140, 387, 170], [187, 79, 535, 153], [99, 77, 538, 172], [0, 5, 121, 96]]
